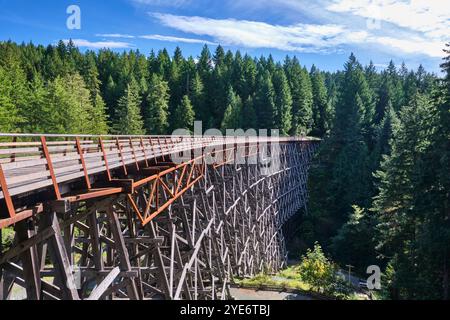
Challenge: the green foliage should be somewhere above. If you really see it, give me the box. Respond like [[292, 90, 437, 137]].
[[0, 65, 24, 132], [298, 243, 337, 293], [146, 74, 170, 135], [331, 206, 377, 273], [310, 66, 332, 137], [1, 228, 15, 251], [254, 70, 276, 130], [285, 57, 313, 135], [221, 86, 242, 130], [1, 40, 448, 300], [113, 77, 145, 135], [173, 95, 195, 132], [272, 68, 293, 135]]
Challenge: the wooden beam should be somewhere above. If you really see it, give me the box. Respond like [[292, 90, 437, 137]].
[[87, 267, 120, 300], [14, 221, 41, 300], [42, 210, 80, 300]]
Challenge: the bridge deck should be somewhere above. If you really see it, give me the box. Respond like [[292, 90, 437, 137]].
[[0, 134, 317, 228]]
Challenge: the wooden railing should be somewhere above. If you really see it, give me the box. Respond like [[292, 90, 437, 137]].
[[0, 133, 316, 226]]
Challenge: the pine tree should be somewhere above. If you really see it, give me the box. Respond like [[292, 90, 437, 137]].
[[173, 95, 195, 132], [221, 86, 242, 131], [373, 94, 437, 299], [272, 67, 292, 136], [0, 65, 24, 132], [374, 72, 394, 125], [308, 54, 373, 248], [285, 57, 313, 135], [113, 77, 145, 135], [168, 47, 184, 124], [189, 71, 206, 122], [310, 66, 332, 137], [0, 44, 28, 132], [23, 74, 48, 133], [80, 53, 109, 134], [146, 74, 170, 135], [254, 70, 276, 130], [241, 97, 257, 130]]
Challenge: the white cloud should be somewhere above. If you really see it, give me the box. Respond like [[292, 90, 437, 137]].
[[64, 39, 133, 49], [327, 0, 450, 36], [152, 13, 370, 53], [151, 0, 449, 59], [96, 34, 136, 39], [370, 35, 445, 58], [327, 0, 449, 57], [140, 34, 217, 45]]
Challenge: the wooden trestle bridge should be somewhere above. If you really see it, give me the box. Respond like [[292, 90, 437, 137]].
[[0, 134, 318, 300]]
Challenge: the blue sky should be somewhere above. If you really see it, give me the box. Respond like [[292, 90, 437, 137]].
[[0, 0, 448, 73]]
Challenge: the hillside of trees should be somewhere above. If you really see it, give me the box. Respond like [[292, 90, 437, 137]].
[[0, 40, 449, 300]]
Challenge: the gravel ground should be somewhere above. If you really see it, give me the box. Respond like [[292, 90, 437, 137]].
[[230, 288, 314, 300]]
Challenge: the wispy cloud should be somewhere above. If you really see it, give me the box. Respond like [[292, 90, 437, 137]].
[[96, 33, 136, 39], [140, 34, 217, 45], [327, 0, 450, 38], [64, 39, 133, 49], [326, 0, 449, 57], [151, 0, 449, 59], [151, 13, 369, 53]]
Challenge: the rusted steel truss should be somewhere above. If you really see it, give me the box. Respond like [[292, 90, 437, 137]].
[[0, 135, 318, 300]]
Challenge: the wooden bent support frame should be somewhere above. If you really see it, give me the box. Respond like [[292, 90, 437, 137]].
[[0, 133, 319, 301]]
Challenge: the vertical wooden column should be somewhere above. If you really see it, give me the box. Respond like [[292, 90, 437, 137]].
[[106, 206, 139, 300], [14, 220, 42, 300], [41, 208, 80, 300]]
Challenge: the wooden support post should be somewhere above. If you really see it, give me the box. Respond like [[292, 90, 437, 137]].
[[41, 209, 80, 300], [140, 137, 149, 168], [76, 138, 91, 190], [116, 138, 128, 176], [14, 220, 41, 300], [0, 164, 15, 218], [99, 138, 112, 182], [130, 138, 140, 172], [88, 210, 104, 272], [41, 137, 61, 200], [106, 206, 139, 300]]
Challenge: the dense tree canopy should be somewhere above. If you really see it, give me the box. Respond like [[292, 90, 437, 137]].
[[1, 39, 448, 299], [0, 41, 347, 136]]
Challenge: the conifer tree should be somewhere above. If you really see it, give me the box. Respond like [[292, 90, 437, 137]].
[[285, 57, 313, 135], [146, 74, 170, 135], [241, 97, 257, 130], [272, 68, 292, 136], [310, 66, 332, 137], [254, 70, 276, 130], [173, 95, 195, 132], [189, 71, 206, 122], [113, 77, 145, 135], [221, 87, 242, 130]]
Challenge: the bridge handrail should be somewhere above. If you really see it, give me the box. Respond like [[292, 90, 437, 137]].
[[0, 133, 318, 224]]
